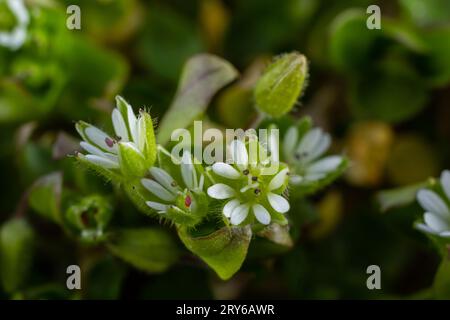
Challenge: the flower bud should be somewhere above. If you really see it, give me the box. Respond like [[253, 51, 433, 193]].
[[254, 52, 308, 118]]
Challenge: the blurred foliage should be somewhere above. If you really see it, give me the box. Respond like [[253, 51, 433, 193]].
[[0, 0, 449, 299]]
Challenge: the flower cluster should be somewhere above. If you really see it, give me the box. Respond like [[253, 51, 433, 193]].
[[75, 98, 352, 230], [76, 96, 156, 178], [280, 122, 345, 187], [415, 170, 450, 239]]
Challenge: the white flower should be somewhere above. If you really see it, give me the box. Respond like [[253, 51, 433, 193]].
[[282, 125, 344, 185], [207, 139, 290, 226], [141, 150, 204, 214], [415, 170, 450, 238], [76, 96, 153, 171], [0, 0, 29, 50]]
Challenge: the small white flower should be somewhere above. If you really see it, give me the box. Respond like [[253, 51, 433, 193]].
[[207, 138, 290, 226], [282, 126, 344, 185], [141, 150, 204, 214], [415, 170, 450, 238], [0, 0, 29, 50], [76, 96, 150, 170]]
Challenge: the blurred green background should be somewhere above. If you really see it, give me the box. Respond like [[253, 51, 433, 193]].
[[0, 0, 449, 299]]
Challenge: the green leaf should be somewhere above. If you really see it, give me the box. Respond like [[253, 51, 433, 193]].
[[158, 54, 238, 145], [28, 172, 63, 223], [329, 9, 382, 73], [0, 218, 35, 293], [107, 228, 179, 273], [254, 52, 308, 118], [421, 27, 450, 87], [399, 0, 450, 27], [433, 256, 450, 299], [177, 225, 252, 280], [137, 5, 204, 81], [349, 60, 429, 123], [85, 255, 126, 299]]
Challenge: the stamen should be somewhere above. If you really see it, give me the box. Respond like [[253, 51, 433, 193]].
[[185, 195, 192, 208], [252, 176, 258, 182], [105, 137, 115, 148], [243, 169, 250, 175], [254, 188, 261, 195]]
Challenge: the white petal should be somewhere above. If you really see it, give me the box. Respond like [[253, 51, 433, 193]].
[[417, 189, 450, 218], [146, 201, 169, 212], [81, 142, 118, 162], [307, 156, 342, 174], [424, 212, 449, 233], [296, 128, 322, 158], [199, 174, 205, 191], [127, 104, 138, 143], [230, 204, 249, 225], [304, 172, 326, 181], [304, 133, 331, 163], [80, 141, 107, 157], [212, 162, 240, 179], [223, 199, 240, 218], [230, 139, 248, 171], [112, 109, 129, 141], [283, 126, 298, 159], [137, 116, 146, 152], [439, 231, 450, 238], [141, 179, 176, 201], [253, 204, 271, 225], [85, 126, 117, 152], [9, 0, 29, 25], [441, 170, 450, 200], [181, 150, 196, 189], [85, 155, 119, 169], [207, 183, 235, 199], [268, 129, 279, 163], [269, 168, 289, 191], [289, 174, 303, 185], [267, 192, 290, 213], [149, 167, 179, 194], [415, 222, 438, 235]]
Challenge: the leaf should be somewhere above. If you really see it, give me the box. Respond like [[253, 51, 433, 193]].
[[177, 225, 252, 280], [107, 228, 179, 273], [349, 60, 429, 123], [329, 9, 382, 73], [399, 0, 450, 27], [28, 172, 63, 223], [421, 27, 450, 87], [85, 255, 126, 299], [254, 52, 308, 118], [157, 54, 238, 145], [137, 5, 204, 81], [0, 218, 35, 293], [433, 256, 450, 299]]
